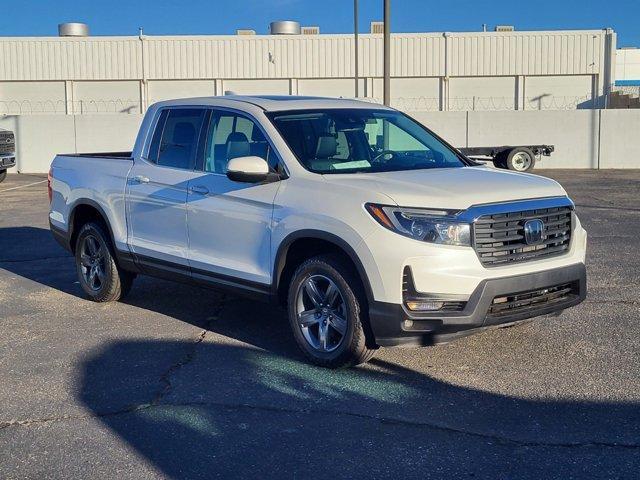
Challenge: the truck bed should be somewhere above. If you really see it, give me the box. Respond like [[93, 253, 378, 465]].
[[49, 153, 135, 252]]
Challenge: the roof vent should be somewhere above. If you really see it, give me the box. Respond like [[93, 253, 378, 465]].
[[269, 21, 301, 35], [495, 25, 515, 32], [236, 29, 256, 36], [58, 22, 89, 37], [302, 26, 320, 35], [370, 21, 384, 34]]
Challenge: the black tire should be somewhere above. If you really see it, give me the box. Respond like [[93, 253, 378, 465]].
[[287, 254, 377, 368], [505, 147, 536, 172], [493, 153, 508, 169], [74, 221, 134, 302], [0, 169, 6, 183]]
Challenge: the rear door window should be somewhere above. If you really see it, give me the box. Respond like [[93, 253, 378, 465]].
[[148, 108, 206, 170]]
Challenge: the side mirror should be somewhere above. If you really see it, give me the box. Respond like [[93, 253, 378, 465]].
[[226, 156, 272, 183]]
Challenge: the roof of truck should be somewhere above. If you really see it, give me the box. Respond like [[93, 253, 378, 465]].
[[152, 95, 395, 112]]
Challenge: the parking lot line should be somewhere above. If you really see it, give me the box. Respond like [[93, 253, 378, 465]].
[[0, 179, 47, 193]]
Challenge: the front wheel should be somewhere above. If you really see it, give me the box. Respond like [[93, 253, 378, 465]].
[[75, 222, 134, 302], [0, 169, 6, 183], [287, 254, 377, 368]]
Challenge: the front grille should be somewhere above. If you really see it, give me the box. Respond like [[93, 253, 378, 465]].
[[488, 281, 579, 317], [473, 206, 572, 267], [0, 132, 15, 155]]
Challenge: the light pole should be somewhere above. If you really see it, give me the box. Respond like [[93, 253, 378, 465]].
[[354, 0, 359, 97], [383, 0, 390, 106]]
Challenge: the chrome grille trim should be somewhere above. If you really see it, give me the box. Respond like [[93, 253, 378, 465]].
[[0, 131, 15, 155], [466, 198, 574, 267]]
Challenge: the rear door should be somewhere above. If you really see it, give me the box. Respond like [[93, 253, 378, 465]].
[[186, 109, 282, 288], [126, 107, 207, 270]]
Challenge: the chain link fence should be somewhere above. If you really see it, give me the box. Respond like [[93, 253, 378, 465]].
[[0, 99, 141, 115], [347, 95, 600, 111], [612, 86, 640, 97]]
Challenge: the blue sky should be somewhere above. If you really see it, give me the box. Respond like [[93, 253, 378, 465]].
[[4, 0, 640, 46]]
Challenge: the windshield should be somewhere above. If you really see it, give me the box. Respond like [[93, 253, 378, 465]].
[[267, 108, 466, 174]]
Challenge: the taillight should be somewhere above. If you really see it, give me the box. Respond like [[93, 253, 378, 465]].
[[47, 167, 53, 203]]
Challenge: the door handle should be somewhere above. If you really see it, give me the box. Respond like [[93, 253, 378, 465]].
[[132, 175, 150, 184], [190, 185, 209, 195]]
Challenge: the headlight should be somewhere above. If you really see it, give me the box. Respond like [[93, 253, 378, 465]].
[[366, 203, 471, 246]]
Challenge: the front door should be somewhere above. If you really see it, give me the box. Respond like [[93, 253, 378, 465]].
[[186, 109, 281, 288]]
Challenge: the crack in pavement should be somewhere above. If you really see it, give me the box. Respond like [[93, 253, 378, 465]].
[[151, 295, 226, 405], [0, 255, 71, 263], [1, 399, 639, 451], [0, 296, 228, 432]]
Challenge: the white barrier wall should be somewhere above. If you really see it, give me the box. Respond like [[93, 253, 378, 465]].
[[467, 110, 601, 169], [599, 110, 640, 168], [0, 114, 143, 173], [410, 111, 468, 147], [2, 110, 639, 173]]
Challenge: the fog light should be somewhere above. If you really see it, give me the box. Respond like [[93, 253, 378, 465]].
[[406, 300, 444, 311]]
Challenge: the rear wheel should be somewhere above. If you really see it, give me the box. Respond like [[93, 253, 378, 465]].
[[75, 222, 134, 302], [0, 169, 6, 183], [506, 147, 536, 172], [287, 254, 376, 368]]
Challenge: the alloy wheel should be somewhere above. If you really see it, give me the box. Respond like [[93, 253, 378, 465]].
[[295, 274, 348, 353], [79, 234, 106, 291]]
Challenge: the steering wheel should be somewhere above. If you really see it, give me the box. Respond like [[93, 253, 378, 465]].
[[371, 150, 396, 164]]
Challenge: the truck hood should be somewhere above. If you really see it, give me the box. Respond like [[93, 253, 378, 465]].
[[322, 166, 567, 210]]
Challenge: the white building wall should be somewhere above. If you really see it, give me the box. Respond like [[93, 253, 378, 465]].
[[147, 80, 217, 104], [297, 78, 366, 98], [524, 75, 595, 109], [616, 49, 640, 81], [221, 79, 290, 95], [0, 81, 66, 113], [72, 80, 141, 114], [0, 31, 611, 81], [0, 30, 616, 114], [448, 76, 516, 110]]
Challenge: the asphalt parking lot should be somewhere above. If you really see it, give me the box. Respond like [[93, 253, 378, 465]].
[[1, 170, 639, 479]]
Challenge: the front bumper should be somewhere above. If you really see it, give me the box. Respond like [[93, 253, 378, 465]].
[[1, 155, 16, 169], [369, 262, 586, 347]]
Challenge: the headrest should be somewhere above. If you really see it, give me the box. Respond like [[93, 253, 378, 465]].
[[226, 132, 249, 144], [226, 131, 250, 160], [173, 122, 196, 144], [315, 135, 337, 159]]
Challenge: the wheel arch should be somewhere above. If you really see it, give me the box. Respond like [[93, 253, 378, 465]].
[[68, 199, 139, 272], [68, 200, 115, 253], [273, 230, 374, 306]]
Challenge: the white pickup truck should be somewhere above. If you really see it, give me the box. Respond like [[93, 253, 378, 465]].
[[0, 128, 16, 183], [49, 96, 587, 368]]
